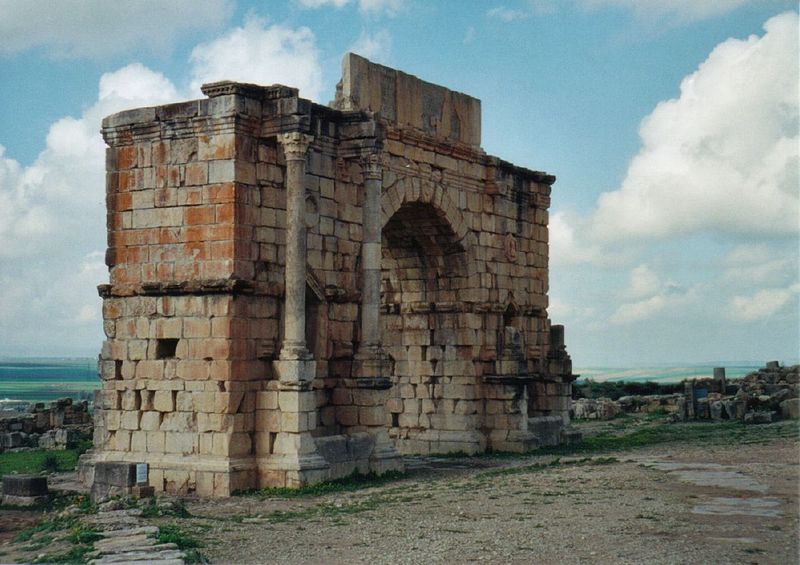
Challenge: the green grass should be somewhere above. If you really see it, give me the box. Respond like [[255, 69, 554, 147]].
[[157, 524, 208, 564], [538, 419, 798, 457], [236, 470, 406, 498], [0, 444, 90, 475]]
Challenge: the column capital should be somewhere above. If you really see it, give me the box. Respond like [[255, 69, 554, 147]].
[[278, 132, 314, 161], [362, 152, 383, 181]]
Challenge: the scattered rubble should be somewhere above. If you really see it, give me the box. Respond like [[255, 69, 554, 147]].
[[571, 362, 799, 423], [0, 398, 91, 452]]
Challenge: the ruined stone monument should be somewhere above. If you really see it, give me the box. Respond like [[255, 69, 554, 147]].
[[87, 54, 576, 496]]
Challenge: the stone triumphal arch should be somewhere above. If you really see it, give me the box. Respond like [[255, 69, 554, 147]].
[[87, 54, 576, 496]]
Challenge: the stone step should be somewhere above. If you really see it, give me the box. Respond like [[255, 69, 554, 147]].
[[93, 533, 153, 553], [89, 549, 184, 564], [98, 525, 159, 537]]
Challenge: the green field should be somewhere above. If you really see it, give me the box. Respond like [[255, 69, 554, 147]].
[[0, 358, 98, 403]]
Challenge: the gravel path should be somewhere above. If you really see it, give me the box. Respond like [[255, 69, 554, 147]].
[[185, 437, 799, 564]]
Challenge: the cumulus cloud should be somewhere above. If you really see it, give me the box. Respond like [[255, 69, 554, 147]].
[[627, 264, 661, 299], [609, 264, 696, 324], [728, 284, 800, 322], [721, 243, 796, 285], [0, 16, 331, 355], [591, 12, 799, 241], [0, 0, 232, 59], [349, 29, 392, 63], [297, 0, 404, 15], [189, 16, 324, 101], [0, 64, 183, 355]]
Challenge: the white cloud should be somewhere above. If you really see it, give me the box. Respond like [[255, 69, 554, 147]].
[[721, 243, 796, 285], [0, 64, 183, 355], [728, 284, 800, 322], [627, 264, 661, 299], [189, 16, 324, 101], [609, 264, 696, 324], [297, 0, 404, 15], [487, 7, 532, 21], [580, 0, 751, 24], [0, 0, 232, 59], [591, 12, 799, 241], [349, 29, 392, 63]]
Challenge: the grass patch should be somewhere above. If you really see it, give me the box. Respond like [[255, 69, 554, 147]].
[[537, 420, 798, 456], [0, 448, 83, 475], [157, 524, 208, 564], [156, 524, 203, 549], [237, 470, 405, 498]]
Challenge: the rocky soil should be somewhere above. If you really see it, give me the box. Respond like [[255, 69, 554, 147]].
[[1, 418, 797, 564], [186, 423, 798, 564]]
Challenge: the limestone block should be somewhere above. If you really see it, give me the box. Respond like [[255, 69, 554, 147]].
[[336, 406, 359, 426], [255, 409, 280, 432], [166, 432, 198, 455], [190, 471, 212, 498], [386, 398, 403, 413], [139, 390, 153, 411], [120, 411, 140, 430], [175, 391, 193, 412], [161, 412, 194, 432], [281, 411, 310, 433], [130, 431, 147, 452], [153, 391, 174, 412], [359, 406, 387, 426], [398, 413, 419, 428], [256, 391, 278, 410], [147, 432, 166, 453], [120, 389, 139, 411], [278, 390, 317, 412], [140, 411, 162, 431]]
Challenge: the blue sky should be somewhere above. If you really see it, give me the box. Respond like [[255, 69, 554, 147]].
[[0, 0, 797, 366]]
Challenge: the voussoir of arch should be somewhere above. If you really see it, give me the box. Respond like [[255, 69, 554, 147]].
[[380, 179, 473, 248]]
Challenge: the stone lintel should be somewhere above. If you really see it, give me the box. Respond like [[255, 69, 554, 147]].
[[97, 279, 256, 298]]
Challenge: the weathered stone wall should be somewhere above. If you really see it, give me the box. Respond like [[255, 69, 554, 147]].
[[91, 55, 575, 496]]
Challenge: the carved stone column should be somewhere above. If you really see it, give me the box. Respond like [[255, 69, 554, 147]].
[[266, 131, 329, 487], [275, 132, 315, 386], [359, 152, 383, 355], [353, 152, 391, 384], [347, 151, 404, 476]]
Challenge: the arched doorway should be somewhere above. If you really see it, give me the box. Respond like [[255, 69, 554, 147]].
[[381, 201, 482, 454]]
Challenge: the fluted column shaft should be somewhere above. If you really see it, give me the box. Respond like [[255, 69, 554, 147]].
[[278, 132, 313, 360]]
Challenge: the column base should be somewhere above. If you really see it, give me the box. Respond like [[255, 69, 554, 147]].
[[368, 429, 405, 475], [273, 357, 316, 390]]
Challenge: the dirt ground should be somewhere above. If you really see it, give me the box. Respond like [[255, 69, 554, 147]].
[[186, 434, 799, 564], [0, 420, 797, 564]]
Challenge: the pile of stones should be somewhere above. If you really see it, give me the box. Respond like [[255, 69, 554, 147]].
[[695, 361, 800, 424], [571, 362, 799, 423], [0, 398, 91, 452]]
